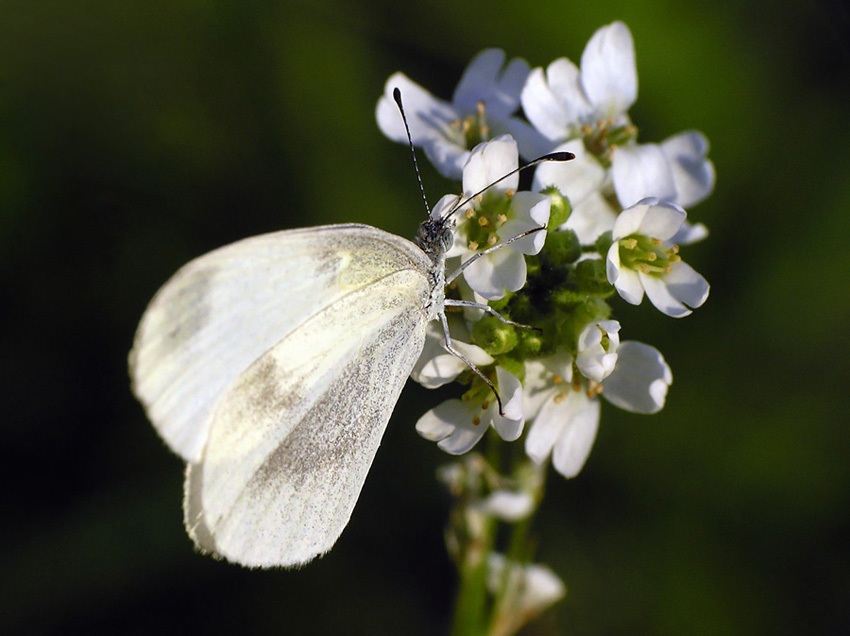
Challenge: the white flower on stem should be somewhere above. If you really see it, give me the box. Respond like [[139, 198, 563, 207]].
[[523, 342, 672, 478], [487, 553, 566, 622], [416, 367, 525, 454], [524, 361, 601, 479], [576, 320, 620, 383], [606, 198, 709, 318], [376, 49, 547, 179], [522, 21, 637, 145], [447, 135, 551, 300], [411, 318, 494, 389]]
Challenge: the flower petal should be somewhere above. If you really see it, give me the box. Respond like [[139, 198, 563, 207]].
[[611, 199, 652, 239], [491, 367, 524, 440], [416, 400, 488, 455], [492, 246, 528, 293], [663, 260, 710, 308], [612, 144, 677, 208], [670, 220, 709, 245], [551, 392, 601, 478], [464, 135, 519, 195], [580, 21, 637, 119], [607, 243, 645, 305], [532, 140, 605, 205], [636, 199, 686, 241], [602, 341, 672, 414], [463, 250, 503, 299], [376, 72, 458, 145], [416, 399, 470, 441], [565, 190, 618, 244], [521, 63, 574, 142], [525, 393, 567, 465], [453, 48, 508, 112], [639, 271, 692, 317], [661, 130, 715, 207], [454, 49, 530, 122]]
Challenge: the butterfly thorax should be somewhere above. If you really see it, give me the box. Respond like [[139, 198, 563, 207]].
[[415, 216, 454, 319]]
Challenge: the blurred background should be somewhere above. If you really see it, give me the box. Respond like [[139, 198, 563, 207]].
[[2, 1, 849, 634]]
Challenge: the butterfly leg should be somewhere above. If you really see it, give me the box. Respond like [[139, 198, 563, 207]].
[[438, 311, 505, 416], [443, 299, 538, 331]]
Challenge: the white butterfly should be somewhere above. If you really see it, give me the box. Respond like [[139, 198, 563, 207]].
[[130, 93, 571, 568], [131, 217, 456, 567]]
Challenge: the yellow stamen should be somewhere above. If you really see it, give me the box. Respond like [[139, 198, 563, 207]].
[[478, 216, 489, 227], [487, 235, 498, 246], [468, 241, 479, 251], [472, 415, 482, 426]]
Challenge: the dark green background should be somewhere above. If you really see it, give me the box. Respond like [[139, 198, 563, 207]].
[[2, 1, 848, 634]]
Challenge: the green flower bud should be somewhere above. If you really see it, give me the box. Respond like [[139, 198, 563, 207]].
[[595, 230, 613, 257], [573, 258, 614, 297], [544, 229, 582, 265], [540, 186, 571, 230], [472, 316, 518, 356]]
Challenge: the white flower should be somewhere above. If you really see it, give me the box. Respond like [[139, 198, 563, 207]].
[[576, 320, 620, 383], [448, 136, 551, 300], [522, 22, 637, 145], [523, 341, 672, 478], [606, 198, 709, 317], [376, 49, 547, 179], [411, 318, 494, 389], [487, 553, 565, 620], [416, 367, 525, 454]]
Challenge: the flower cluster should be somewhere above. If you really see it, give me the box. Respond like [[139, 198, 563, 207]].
[[377, 21, 712, 623]]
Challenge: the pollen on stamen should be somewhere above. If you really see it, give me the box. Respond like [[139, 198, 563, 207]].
[[481, 400, 490, 410], [468, 240, 479, 250], [472, 414, 482, 426], [651, 237, 664, 246], [465, 208, 476, 219], [487, 235, 498, 246], [504, 189, 515, 199], [497, 214, 507, 224], [552, 374, 564, 384], [478, 216, 489, 227], [553, 392, 568, 405], [646, 252, 657, 261]]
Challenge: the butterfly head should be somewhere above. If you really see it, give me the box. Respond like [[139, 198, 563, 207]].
[[415, 215, 455, 262]]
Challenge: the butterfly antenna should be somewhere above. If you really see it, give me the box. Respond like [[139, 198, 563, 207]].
[[393, 88, 432, 218], [446, 150, 574, 220]]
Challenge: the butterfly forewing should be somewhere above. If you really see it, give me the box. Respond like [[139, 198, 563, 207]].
[[184, 269, 432, 567]]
